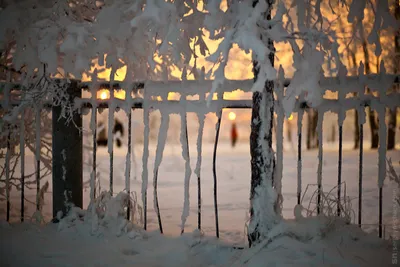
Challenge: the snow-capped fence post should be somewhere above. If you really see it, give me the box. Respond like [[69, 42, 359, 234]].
[[52, 80, 82, 220]]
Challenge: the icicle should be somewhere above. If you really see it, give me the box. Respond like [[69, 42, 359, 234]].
[[5, 126, 10, 221], [141, 106, 150, 230], [20, 110, 25, 222], [35, 107, 41, 211], [316, 110, 323, 214], [297, 108, 304, 205], [213, 109, 222, 238], [195, 112, 205, 230], [180, 110, 192, 234], [153, 112, 170, 233]]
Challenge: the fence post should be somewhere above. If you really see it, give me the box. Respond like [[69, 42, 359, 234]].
[[52, 80, 82, 220]]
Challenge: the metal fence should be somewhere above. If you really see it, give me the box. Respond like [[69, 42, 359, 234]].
[[0, 74, 399, 239]]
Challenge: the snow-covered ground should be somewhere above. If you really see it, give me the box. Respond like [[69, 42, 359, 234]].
[[2, 142, 400, 244], [1, 141, 399, 266]]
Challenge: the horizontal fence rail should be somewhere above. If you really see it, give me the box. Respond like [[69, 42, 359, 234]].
[[0, 74, 399, 240]]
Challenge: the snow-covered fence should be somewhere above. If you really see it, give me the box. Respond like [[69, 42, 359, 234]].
[[0, 73, 399, 239]]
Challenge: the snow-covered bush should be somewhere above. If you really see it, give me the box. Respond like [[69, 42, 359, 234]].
[[57, 190, 144, 238]]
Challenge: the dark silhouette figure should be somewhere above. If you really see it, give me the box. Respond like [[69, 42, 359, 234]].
[[96, 119, 124, 147], [113, 119, 124, 147], [231, 122, 238, 147]]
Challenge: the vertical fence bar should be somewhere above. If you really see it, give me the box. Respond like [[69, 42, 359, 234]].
[[297, 108, 304, 205], [126, 111, 132, 220], [153, 113, 169, 234], [20, 110, 25, 222], [317, 110, 323, 214], [213, 109, 222, 238], [108, 88, 115, 196], [5, 126, 11, 221], [142, 107, 150, 230], [337, 125, 343, 216], [91, 108, 97, 201], [35, 107, 41, 211], [377, 106, 386, 238], [195, 113, 205, 230], [90, 83, 98, 201], [358, 123, 363, 227]]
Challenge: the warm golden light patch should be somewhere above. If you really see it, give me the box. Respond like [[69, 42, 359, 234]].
[[288, 114, 294, 121], [98, 90, 109, 100], [228, 112, 236, 121], [97, 89, 126, 100]]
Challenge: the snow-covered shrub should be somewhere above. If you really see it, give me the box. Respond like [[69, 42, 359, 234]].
[[57, 190, 144, 238]]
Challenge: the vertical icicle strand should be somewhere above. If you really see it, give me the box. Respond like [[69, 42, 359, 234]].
[[180, 111, 192, 234], [153, 112, 170, 234]]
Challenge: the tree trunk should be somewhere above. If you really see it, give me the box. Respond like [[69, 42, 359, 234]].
[[306, 109, 318, 149], [360, 24, 379, 149], [248, 0, 277, 247], [388, 0, 400, 150], [388, 109, 397, 150], [349, 49, 360, 149]]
